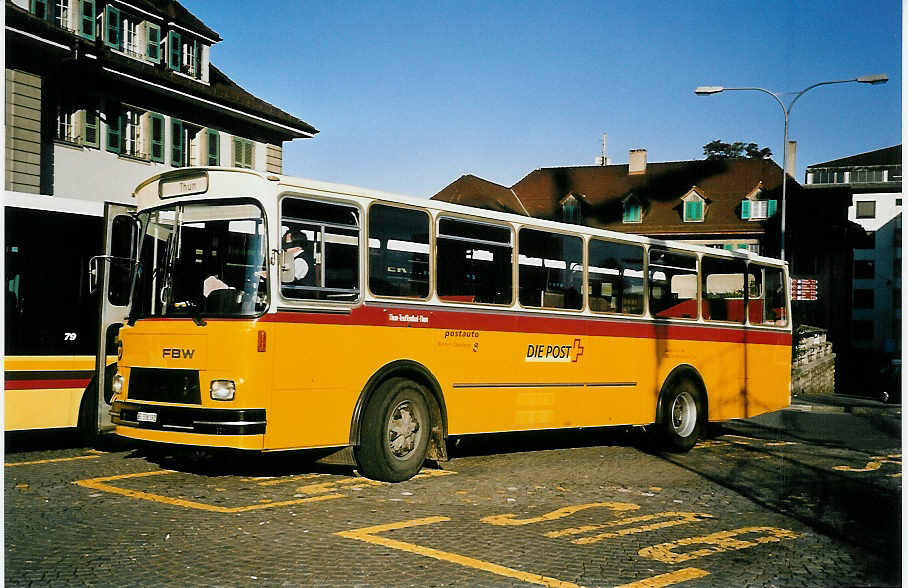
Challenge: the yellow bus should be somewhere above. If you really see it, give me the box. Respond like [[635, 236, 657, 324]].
[[4, 194, 122, 437], [104, 167, 791, 481]]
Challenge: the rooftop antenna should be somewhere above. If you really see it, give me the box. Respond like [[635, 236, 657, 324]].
[[595, 133, 610, 165]]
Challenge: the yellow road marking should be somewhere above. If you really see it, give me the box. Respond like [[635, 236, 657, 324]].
[[640, 527, 798, 564], [74, 470, 343, 512], [297, 478, 384, 495], [833, 454, 901, 473], [411, 469, 457, 480], [254, 474, 326, 486], [481, 502, 639, 526], [336, 516, 584, 588], [6, 454, 102, 467], [545, 512, 713, 544], [614, 568, 710, 588]]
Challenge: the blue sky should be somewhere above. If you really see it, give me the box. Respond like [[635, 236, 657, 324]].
[[191, 1, 901, 197]]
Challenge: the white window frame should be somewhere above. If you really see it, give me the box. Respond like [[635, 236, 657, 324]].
[[123, 16, 141, 57], [54, 0, 73, 31], [56, 104, 76, 143], [123, 107, 145, 158], [749, 200, 769, 220], [182, 41, 197, 77]]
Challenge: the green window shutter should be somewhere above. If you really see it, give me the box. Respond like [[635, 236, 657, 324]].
[[207, 129, 219, 166], [146, 23, 161, 63], [234, 138, 254, 168], [105, 5, 120, 49], [244, 140, 254, 168], [80, 0, 95, 40], [741, 199, 751, 220], [31, 0, 50, 21], [83, 108, 99, 147], [149, 114, 165, 162], [724, 244, 734, 251], [106, 106, 122, 153], [168, 31, 181, 71], [171, 119, 183, 166], [685, 200, 702, 221], [737, 244, 747, 250], [767, 199, 778, 217]]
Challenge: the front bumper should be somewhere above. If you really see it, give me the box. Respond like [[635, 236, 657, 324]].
[[111, 401, 266, 435]]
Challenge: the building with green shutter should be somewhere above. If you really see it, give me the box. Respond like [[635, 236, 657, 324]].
[[432, 148, 862, 392], [5, 0, 318, 202]]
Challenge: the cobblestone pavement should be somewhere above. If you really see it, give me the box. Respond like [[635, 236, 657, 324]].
[[5, 411, 901, 587]]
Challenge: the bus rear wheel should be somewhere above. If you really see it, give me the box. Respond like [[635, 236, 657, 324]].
[[656, 378, 704, 452], [355, 378, 430, 482]]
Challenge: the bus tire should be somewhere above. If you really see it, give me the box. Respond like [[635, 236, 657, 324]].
[[76, 383, 99, 446], [656, 378, 704, 452], [354, 377, 431, 482]]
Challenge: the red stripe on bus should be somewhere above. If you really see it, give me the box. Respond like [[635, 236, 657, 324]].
[[4, 378, 91, 390], [259, 306, 792, 346]]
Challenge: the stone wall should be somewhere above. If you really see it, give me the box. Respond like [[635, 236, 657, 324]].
[[791, 326, 836, 396]]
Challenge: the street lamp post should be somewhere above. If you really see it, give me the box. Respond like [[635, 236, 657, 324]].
[[694, 74, 888, 262]]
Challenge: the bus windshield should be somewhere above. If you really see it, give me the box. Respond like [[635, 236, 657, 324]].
[[130, 200, 268, 320]]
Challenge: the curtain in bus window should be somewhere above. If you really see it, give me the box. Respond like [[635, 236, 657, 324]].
[[280, 197, 360, 302], [518, 228, 583, 310], [587, 239, 644, 314], [368, 204, 430, 298], [701, 256, 746, 323], [648, 249, 698, 319], [436, 217, 512, 305]]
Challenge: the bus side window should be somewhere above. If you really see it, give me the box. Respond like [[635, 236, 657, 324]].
[[280, 197, 360, 302], [701, 256, 746, 323], [762, 267, 788, 326], [436, 217, 512, 305], [518, 228, 583, 310], [587, 239, 644, 315], [368, 204, 430, 299], [746, 265, 763, 324], [648, 249, 698, 319]]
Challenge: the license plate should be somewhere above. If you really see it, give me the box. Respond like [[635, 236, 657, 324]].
[[137, 411, 157, 423]]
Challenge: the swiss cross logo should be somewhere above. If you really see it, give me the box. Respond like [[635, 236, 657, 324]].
[[571, 338, 584, 362]]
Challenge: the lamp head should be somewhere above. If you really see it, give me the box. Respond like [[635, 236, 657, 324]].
[[695, 86, 724, 95], [856, 74, 888, 84]]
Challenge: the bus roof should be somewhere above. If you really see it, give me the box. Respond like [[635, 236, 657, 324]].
[[133, 167, 788, 267]]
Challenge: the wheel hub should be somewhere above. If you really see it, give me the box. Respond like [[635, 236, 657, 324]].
[[670, 390, 697, 437], [388, 400, 421, 459]]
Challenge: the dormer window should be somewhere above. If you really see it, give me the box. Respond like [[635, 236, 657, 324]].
[[561, 196, 581, 224], [102, 5, 166, 64], [740, 182, 777, 220], [741, 199, 777, 220], [622, 195, 643, 223], [681, 188, 707, 222], [167, 30, 203, 79]]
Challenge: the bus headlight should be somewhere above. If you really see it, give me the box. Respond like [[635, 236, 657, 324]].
[[111, 374, 124, 396], [210, 380, 236, 401]]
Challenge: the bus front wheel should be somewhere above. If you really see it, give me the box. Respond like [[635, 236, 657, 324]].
[[355, 377, 431, 482], [655, 378, 704, 452]]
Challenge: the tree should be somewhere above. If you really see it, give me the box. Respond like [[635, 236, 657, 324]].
[[703, 140, 772, 160]]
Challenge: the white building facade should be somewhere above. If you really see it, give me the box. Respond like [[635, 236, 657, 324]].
[[6, 0, 317, 203], [805, 145, 902, 358]]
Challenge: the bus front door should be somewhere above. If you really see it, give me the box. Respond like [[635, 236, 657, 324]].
[[92, 203, 137, 434]]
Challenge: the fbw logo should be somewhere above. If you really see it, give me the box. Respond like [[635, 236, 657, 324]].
[[525, 338, 584, 363]]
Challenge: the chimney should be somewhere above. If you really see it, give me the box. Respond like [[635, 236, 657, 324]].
[[785, 141, 797, 177], [629, 149, 647, 175]]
